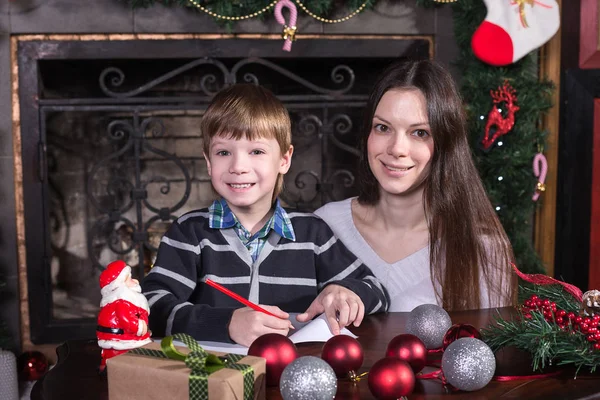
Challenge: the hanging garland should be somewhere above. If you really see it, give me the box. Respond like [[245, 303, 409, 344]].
[[118, 0, 375, 24], [186, 0, 279, 21], [293, 0, 368, 23]]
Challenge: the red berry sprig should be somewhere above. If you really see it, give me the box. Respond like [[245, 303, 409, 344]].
[[521, 295, 600, 351]]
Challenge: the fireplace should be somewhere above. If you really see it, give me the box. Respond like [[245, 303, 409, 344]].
[[13, 34, 431, 344]]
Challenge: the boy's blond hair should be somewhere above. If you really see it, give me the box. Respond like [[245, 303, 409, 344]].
[[201, 84, 292, 199]]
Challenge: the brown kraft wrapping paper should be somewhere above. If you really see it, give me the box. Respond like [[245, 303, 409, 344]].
[[106, 342, 266, 400]]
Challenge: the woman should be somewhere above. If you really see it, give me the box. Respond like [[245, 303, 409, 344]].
[[315, 59, 516, 311]]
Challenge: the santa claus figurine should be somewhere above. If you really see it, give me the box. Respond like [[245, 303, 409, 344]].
[[97, 260, 152, 372]]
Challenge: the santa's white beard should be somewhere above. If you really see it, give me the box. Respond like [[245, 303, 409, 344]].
[[100, 284, 150, 314], [129, 282, 142, 293]]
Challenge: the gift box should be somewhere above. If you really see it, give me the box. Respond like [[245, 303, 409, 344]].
[[107, 334, 265, 400]]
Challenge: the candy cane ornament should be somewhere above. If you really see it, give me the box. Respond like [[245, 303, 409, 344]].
[[274, 0, 298, 52], [532, 152, 548, 201]]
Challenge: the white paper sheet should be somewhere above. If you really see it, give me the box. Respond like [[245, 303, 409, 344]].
[[288, 313, 358, 344], [155, 313, 358, 356]]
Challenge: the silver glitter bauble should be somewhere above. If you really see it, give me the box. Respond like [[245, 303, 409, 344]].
[[405, 304, 452, 349], [441, 337, 496, 391], [279, 356, 337, 400]]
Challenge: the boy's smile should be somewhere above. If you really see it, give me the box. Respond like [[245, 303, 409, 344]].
[[228, 183, 253, 189], [205, 135, 293, 217]]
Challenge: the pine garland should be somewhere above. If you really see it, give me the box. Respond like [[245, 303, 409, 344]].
[[483, 310, 600, 374], [518, 283, 581, 312], [118, 0, 376, 22], [416, 0, 554, 274], [482, 284, 600, 375]]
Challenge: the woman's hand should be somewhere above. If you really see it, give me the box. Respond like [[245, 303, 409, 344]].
[[296, 284, 365, 334], [228, 305, 293, 347]]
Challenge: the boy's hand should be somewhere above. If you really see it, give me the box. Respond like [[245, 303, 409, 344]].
[[229, 305, 293, 347], [296, 284, 365, 335]]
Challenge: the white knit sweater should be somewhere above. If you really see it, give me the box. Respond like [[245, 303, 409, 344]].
[[315, 198, 505, 311]]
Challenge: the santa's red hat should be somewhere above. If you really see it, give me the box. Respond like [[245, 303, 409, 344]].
[[100, 260, 131, 292]]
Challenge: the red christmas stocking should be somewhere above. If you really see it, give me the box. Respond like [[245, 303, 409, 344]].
[[471, 0, 560, 66]]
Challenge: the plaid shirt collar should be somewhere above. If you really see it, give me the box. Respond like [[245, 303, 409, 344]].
[[208, 198, 296, 242]]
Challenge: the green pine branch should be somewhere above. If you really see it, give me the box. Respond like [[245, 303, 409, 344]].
[[483, 284, 600, 375], [117, 0, 376, 17], [116, 0, 376, 28], [518, 283, 582, 313], [483, 308, 600, 375]]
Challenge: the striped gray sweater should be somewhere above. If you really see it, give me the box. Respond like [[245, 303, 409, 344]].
[[141, 208, 389, 342]]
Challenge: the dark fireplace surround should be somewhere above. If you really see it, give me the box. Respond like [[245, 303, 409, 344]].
[[15, 35, 431, 344]]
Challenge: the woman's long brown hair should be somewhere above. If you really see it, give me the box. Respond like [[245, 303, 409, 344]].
[[357, 60, 516, 311]]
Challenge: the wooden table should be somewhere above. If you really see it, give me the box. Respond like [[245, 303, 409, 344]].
[[32, 308, 600, 399]]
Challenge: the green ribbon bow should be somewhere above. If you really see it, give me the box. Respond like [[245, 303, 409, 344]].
[[129, 333, 254, 400]]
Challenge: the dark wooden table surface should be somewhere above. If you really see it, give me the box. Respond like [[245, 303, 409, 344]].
[[32, 308, 600, 399]]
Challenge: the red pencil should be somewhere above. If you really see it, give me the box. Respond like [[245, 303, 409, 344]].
[[204, 278, 279, 318]]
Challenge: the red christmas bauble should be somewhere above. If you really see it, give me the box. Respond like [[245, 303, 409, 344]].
[[248, 333, 298, 387], [385, 333, 427, 373], [17, 351, 49, 381], [321, 335, 364, 378], [368, 357, 415, 400], [442, 323, 481, 351]]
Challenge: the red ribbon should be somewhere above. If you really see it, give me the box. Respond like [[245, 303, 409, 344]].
[[418, 369, 450, 387], [418, 369, 443, 380], [493, 371, 563, 381], [417, 368, 563, 385], [511, 262, 583, 302], [427, 348, 443, 354]]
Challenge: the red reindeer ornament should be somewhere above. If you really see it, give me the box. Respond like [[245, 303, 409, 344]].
[[481, 81, 519, 150]]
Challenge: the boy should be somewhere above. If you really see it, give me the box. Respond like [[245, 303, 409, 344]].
[[142, 84, 388, 347]]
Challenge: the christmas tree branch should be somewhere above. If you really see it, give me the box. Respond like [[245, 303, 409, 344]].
[[518, 283, 581, 313], [117, 0, 375, 18], [483, 290, 600, 375]]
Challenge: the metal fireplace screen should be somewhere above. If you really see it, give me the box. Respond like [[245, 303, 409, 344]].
[[17, 37, 430, 343]]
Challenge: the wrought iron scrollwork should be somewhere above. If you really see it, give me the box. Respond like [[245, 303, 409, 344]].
[[230, 58, 355, 94], [105, 218, 137, 256], [99, 58, 231, 98], [324, 169, 355, 191], [99, 57, 356, 98], [87, 114, 191, 277], [280, 111, 360, 209], [326, 113, 360, 157], [297, 114, 322, 138]]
